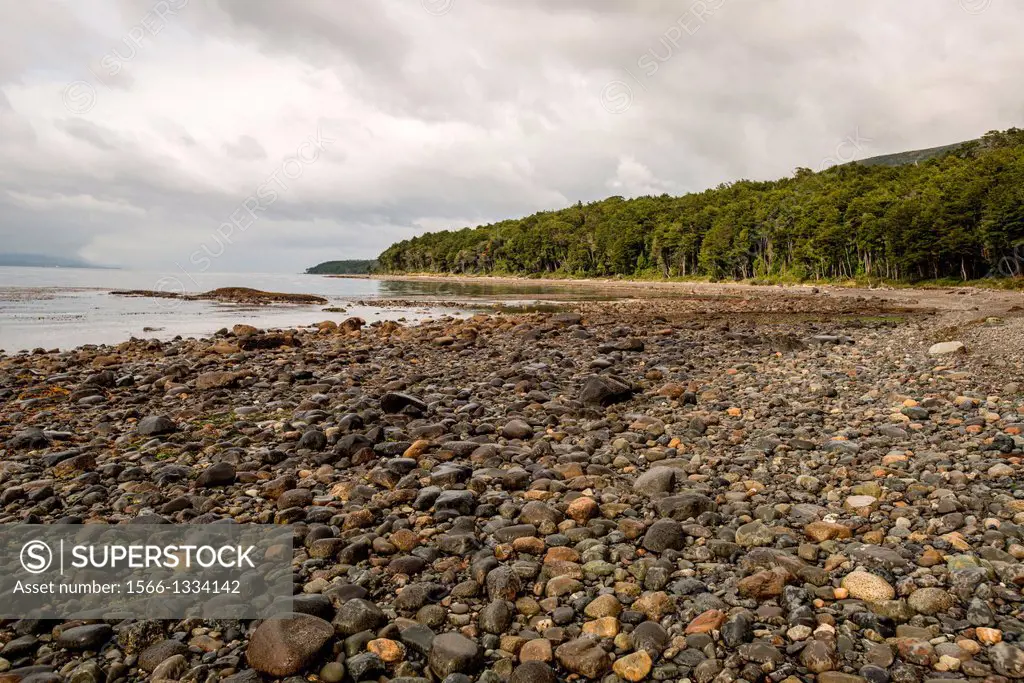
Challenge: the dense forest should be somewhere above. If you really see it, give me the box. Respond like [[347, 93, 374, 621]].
[[305, 260, 378, 275], [377, 129, 1024, 282]]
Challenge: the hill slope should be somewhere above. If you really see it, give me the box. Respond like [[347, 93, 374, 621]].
[[378, 128, 1024, 283], [855, 141, 971, 168], [305, 260, 377, 275]]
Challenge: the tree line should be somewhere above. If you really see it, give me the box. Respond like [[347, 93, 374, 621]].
[[305, 260, 378, 275], [377, 129, 1024, 282]]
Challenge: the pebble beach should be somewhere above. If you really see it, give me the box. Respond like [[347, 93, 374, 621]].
[[0, 281, 1023, 683]]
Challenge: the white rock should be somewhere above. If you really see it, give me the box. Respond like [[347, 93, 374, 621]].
[[844, 495, 878, 511], [928, 341, 965, 355]]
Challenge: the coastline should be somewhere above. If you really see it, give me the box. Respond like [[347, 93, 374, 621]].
[[363, 272, 1024, 320]]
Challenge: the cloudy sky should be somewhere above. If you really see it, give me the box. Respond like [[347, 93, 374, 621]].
[[1, 0, 1022, 272]]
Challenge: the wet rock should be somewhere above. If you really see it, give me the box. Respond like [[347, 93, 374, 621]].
[[347, 652, 384, 680], [820, 673, 867, 683], [298, 429, 327, 451], [634, 466, 678, 495], [136, 415, 176, 436], [7, 427, 49, 450], [613, 650, 653, 681], [56, 624, 113, 650], [520, 638, 553, 663], [907, 587, 954, 615], [631, 621, 669, 657], [720, 612, 753, 647], [737, 568, 790, 599], [579, 376, 633, 406], [479, 600, 513, 634], [655, 492, 717, 520], [150, 655, 188, 681], [381, 392, 428, 414], [195, 370, 245, 390], [139, 639, 189, 672], [429, 633, 481, 678], [990, 642, 1024, 678], [642, 519, 685, 552], [735, 520, 774, 547], [399, 623, 436, 656], [333, 598, 386, 635], [554, 637, 611, 678], [502, 419, 534, 440], [510, 661, 557, 683], [237, 332, 300, 350], [195, 461, 236, 488], [245, 612, 334, 677], [486, 566, 522, 601], [801, 639, 836, 673]]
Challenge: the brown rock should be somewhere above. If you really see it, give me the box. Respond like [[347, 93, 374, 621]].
[[918, 548, 944, 566], [390, 529, 421, 552], [513, 536, 546, 555], [657, 383, 686, 398], [53, 453, 96, 478], [511, 662, 557, 683], [555, 637, 611, 679], [895, 638, 935, 666], [567, 496, 599, 524], [210, 341, 240, 354], [977, 627, 1003, 645], [818, 673, 868, 683], [805, 521, 852, 542], [245, 612, 334, 677], [633, 592, 673, 621], [520, 638, 553, 663], [195, 370, 245, 390], [368, 638, 405, 663], [582, 617, 620, 638], [619, 518, 647, 539], [686, 609, 726, 634], [501, 635, 527, 655], [613, 650, 653, 681], [403, 439, 431, 459], [340, 317, 365, 333], [738, 567, 791, 599], [584, 594, 622, 619], [545, 547, 580, 563]]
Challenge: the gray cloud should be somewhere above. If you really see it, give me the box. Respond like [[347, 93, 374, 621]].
[[55, 118, 124, 151], [223, 134, 267, 160], [1, 0, 1023, 272]]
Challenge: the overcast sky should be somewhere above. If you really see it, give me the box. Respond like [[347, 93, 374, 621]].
[[1, 0, 1022, 272]]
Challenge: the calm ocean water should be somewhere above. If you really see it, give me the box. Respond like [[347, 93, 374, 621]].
[[0, 268, 465, 353]]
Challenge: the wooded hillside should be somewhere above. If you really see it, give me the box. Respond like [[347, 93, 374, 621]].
[[378, 129, 1024, 282]]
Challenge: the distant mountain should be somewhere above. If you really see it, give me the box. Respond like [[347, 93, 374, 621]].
[[0, 253, 111, 268], [305, 260, 378, 275]]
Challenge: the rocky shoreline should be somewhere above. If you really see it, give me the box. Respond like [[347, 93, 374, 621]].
[[1, 285, 1023, 683], [111, 288, 329, 306]]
